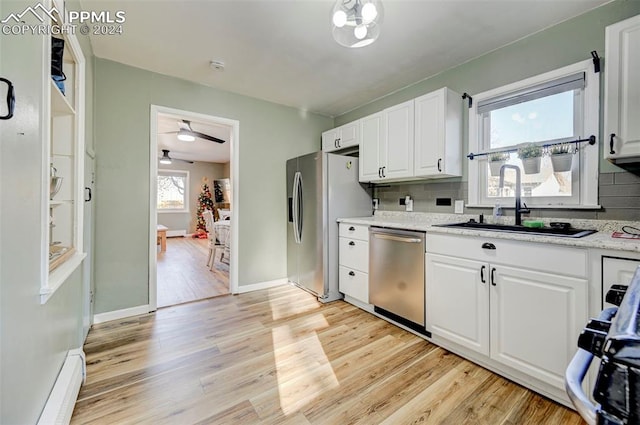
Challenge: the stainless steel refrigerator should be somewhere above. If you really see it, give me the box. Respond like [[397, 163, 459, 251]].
[[287, 151, 372, 302]]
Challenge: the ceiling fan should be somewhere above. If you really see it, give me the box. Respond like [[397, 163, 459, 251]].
[[159, 149, 194, 165], [161, 120, 226, 144]]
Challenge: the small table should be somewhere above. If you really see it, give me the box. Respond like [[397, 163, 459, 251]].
[[157, 225, 168, 252]]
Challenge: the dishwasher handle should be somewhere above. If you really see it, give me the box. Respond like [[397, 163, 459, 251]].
[[373, 233, 422, 243]]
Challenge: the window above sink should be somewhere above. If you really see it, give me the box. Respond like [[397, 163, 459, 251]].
[[468, 59, 600, 209]]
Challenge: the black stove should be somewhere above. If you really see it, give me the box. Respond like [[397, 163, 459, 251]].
[[566, 266, 640, 425]]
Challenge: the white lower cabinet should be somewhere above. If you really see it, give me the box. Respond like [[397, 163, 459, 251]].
[[339, 223, 369, 303], [426, 254, 489, 355], [426, 233, 588, 395], [490, 265, 587, 389]]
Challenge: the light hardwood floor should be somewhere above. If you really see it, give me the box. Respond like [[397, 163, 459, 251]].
[[157, 237, 229, 307], [72, 285, 584, 425]]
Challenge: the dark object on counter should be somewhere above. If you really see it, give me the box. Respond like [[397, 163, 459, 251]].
[[0, 77, 15, 120], [550, 222, 571, 230]]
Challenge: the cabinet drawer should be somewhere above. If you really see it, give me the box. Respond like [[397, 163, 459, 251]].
[[426, 233, 587, 278], [339, 223, 369, 241], [339, 237, 368, 273], [339, 266, 368, 303]]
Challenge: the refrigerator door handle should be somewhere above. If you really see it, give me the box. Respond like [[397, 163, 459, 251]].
[[292, 172, 300, 243], [296, 172, 303, 242]]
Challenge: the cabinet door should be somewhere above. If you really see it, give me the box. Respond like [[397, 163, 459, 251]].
[[338, 121, 359, 149], [414, 88, 462, 178], [602, 256, 640, 309], [490, 265, 587, 390], [383, 100, 414, 179], [426, 254, 489, 355], [604, 14, 640, 162], [414, 90, 443, 176], [322, 128, 340, 152], [359, 112, 385, 182]]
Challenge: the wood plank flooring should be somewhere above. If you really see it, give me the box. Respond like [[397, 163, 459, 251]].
[[72, 285, 584, 424], [157, 237, 229, 307]]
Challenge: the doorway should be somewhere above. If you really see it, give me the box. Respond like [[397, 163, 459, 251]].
[[149, 106, 239, 309]]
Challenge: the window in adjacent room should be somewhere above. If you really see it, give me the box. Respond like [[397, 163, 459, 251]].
[[157, 170, 189, 212], [468, 59, 599, 208]]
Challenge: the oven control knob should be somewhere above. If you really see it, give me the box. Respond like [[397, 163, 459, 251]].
[[605, 284, 628, 307]]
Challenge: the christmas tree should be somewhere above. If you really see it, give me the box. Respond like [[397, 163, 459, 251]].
[[195, 179, 213, 237]]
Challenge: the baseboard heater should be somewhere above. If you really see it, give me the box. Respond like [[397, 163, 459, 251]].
[[38, 349, 86, 425], [167, 229, 186, 237], [374, 306, 432, 338]]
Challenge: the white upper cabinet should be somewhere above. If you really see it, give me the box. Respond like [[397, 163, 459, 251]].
[[358, 88, 461, 183], [359, 100, 414, 182], [604, 14, 640, 163], [383, 100, 415, 180], [359, 112, 385, 182], [414, 88, 462, 178], [322, 121, 360, 152]]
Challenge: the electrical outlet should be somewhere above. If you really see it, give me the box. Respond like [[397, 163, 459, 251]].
[[372, 198, 379, 210], [454, 200, 464, 214]]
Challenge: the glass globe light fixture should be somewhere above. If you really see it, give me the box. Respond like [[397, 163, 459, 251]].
[[331, 0, 384, 48]]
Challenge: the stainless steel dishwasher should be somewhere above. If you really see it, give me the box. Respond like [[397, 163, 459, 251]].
[[369, 227, 429, 336]]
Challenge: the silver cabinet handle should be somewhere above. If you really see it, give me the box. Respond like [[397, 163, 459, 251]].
[[373, 233, 422, 243]]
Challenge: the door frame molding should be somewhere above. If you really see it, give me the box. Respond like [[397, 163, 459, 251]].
[[149, 105, 239, 310]]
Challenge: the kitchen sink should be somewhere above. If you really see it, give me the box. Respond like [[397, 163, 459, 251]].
[[434, 221, 597, 238]]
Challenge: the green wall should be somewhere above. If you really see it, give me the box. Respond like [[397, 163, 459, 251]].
[[93, 59, 333, 313], [335, 0, 640, 177], [0, 0, 94, 422]]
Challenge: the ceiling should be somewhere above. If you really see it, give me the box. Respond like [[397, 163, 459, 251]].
[[157, 114, 231, 163], [85, 0, 610, 118]]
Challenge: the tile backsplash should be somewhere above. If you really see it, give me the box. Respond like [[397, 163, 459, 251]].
[[373, 172, 640, 221]]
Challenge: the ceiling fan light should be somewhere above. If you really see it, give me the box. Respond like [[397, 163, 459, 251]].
[[160, 150, 173, 164], [177, 129, 196, 142]]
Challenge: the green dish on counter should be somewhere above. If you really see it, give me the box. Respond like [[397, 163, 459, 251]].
[[522, 220, 544, 228]]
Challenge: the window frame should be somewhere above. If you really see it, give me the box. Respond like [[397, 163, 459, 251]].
[[468, 59, 600, 209], [157, 169, 190, 213]]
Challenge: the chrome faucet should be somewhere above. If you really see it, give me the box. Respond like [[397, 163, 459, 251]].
[[499, 164, 530, 226]]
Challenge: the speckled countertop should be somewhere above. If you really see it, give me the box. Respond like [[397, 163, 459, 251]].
[[338, 211, 640, 254]]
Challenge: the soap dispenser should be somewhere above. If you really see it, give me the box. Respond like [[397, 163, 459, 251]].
[[405, 195, 413, 212]]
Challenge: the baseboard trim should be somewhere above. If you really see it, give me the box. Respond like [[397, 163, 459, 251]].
[[236, 278, 288, 294], [93, 304, 151, 324]]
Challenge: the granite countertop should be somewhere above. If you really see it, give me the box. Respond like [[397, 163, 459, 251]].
[[338, 211, 640, 254]]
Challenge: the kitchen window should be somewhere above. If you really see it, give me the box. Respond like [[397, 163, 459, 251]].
[[158, 170, 189, 212], [468, 60, 600, 208]]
